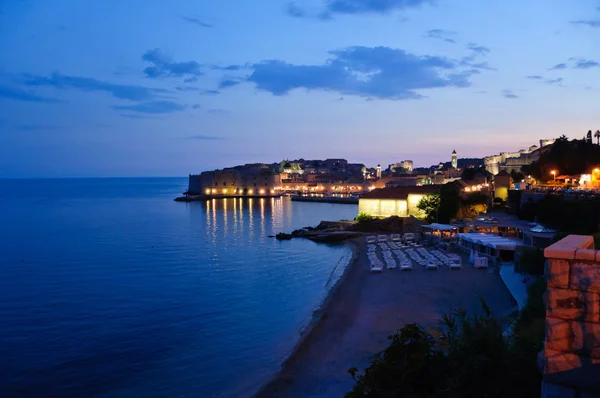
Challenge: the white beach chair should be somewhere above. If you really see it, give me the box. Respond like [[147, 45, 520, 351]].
[[366, 236, 377, 244], [378, 235, 388, 242], [391, 234, 401, 242]]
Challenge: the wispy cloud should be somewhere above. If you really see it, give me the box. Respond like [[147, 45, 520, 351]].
[[182, 134, 224, 140], [460, 43, 494, 70], [549, 63, 567, 70], [113, 101, 186, 114], [424, 29, 456, 44], [210, 65, 244, 71], [219, 79, 241, 89], [0, 84, 62, 103], [192, 104, 201, 109], [526, 75, 564, 86], [23, 72, 168, 101], [570, 20, 600, 28], [202, 90, 220, 95], [466, 43, 490, 55], [502, 89, 518, 99], [142, 49, 203, 79], [574, 59, 600, 69], [119, 114, 159, 119], [228, 46, 478, 100], [175, 86, 200, 92], [286, 0, 434, 20], [178, 16, 213, 28], [545, 77, 564, 85]]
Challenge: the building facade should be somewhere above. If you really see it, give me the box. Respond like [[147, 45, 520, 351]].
[[484, 139, 556, 175], [188, 164, 281, 196], [358, 185, 442, 218]]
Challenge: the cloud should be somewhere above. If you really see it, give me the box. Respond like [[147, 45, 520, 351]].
[[178, 16, 213, 28], [502, 89, 518, 99], [424, 29, 456, 44], [142, 48, 203, 79], [549, 63, 567, 70], [113, 101, 186, 114], [219, 79, 241, 89], [183, 76, 198, 83], [236, 46, 478, 100], [210, 65, 244, 71], [466, 43, 490, 55], [526, 75, 543, 80], [192, 104, 201, 109], [23, 72, 168, 101], [183, 134, 223, 140], [119, 114, 158, 119], [574, 59, 600, 69], [287, 0, 434, 19], [0, 84, 62, 103], [202, 90, 220, 95], [570, 20, 600, 28], [175, 86, 200, 91], [473, 90, 486, 94], [545, 77, 564, 85]]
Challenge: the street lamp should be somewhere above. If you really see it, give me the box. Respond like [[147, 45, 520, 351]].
[[551, 170, 556, 183]]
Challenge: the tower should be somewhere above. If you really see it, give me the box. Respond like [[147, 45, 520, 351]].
[[451, 149, 458, 169], [376, 164, 382, 179]]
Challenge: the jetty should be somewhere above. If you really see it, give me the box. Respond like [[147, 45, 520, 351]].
[[290, 195, 358, 205]]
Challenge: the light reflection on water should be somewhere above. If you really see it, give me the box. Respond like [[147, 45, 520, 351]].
[[0, 179, 359, 398]]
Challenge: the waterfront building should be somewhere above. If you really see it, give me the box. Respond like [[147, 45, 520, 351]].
[[358, 185, 442, 218], [188, 164, 281, 196], [484, 138, 556, 175]]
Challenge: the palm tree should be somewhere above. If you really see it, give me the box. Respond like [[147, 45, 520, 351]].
[[595, 130, 600, 145]]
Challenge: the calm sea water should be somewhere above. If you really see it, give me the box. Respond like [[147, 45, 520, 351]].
[[0, 178, 358, 398]]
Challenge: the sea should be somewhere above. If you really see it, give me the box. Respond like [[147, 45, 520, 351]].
[[0, 178, 359, 398]]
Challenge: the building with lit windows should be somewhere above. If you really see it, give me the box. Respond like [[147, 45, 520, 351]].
[[358, 185, 442, 218], [188, 164, 281, 196]]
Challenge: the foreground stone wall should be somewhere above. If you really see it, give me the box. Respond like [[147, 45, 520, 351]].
[[542, 235, 600, 397]]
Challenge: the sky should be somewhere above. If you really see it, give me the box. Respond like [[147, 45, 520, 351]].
[[1, 0, 599, 178]]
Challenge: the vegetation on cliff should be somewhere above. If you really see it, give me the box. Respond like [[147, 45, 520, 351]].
[[346, 281, 547, 398]]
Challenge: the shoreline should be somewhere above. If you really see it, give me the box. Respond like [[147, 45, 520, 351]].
[[251, 238, 364, 397]]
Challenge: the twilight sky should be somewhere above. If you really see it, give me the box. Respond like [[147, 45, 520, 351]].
[[1, 0, 600, 177]]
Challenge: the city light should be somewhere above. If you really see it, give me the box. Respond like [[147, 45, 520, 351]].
[[222, 189, 227, 194], [248, 189, 253, 194], [205, 189, 211, 195], [211, 188, 217, 194], [551, 170, 557, 182], [259, 189, 265, 194], [270, 189, 275, 194]]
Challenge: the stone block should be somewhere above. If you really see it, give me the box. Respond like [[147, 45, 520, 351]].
[[541, 381, 577, 398], [547, 288, 599, 322], [545, 317, 572, 352], [543, 348, 583, 374], [547, 259, 571, 289], [571, 262, 600, 293], [572, 321, 600, 359], [576, 249, 598, 261]]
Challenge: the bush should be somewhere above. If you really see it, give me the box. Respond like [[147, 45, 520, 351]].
[[346, 297, 544, 398], [355, 212, 375, 223], [518, 247, 546, 275]]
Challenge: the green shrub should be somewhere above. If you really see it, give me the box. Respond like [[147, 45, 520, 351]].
[[347, 296, 545, 398], [355, 212, 374, 223]]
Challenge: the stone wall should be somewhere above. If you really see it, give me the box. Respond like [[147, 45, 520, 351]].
[[542, 235, 600, 397]]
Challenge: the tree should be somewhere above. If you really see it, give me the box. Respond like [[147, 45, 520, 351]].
[[587, 130, 593, 143], [595, 130, 600, 145], [509, 170, 525, 182], [417, 193, 440, 222]]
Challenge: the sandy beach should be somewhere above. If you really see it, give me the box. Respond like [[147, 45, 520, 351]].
[[254, 238, 516, 398]]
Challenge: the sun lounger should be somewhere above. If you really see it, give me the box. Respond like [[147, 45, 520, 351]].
[[377, 235, 388, 242], [391, 234, 401, 242], [366, 236, 377, 244]]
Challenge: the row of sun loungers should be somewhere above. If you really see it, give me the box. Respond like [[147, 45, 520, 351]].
[[366, 234, 416, 245]]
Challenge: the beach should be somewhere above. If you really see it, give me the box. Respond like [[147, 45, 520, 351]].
[[255, 239, 516, 398]]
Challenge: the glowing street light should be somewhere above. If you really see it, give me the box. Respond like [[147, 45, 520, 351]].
[[551, 170, 556, 182]]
